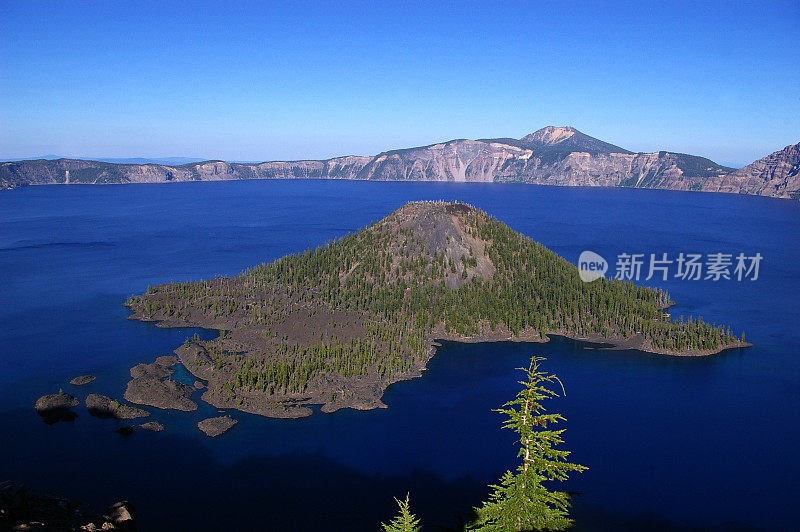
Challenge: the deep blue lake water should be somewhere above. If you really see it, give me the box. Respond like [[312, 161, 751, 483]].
[[1, 180, 798, 531]]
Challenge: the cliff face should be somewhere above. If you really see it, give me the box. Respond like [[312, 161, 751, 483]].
[[698, 142, 800, 199], [355, 131, 730, 192], [357, 140, 527, 182], [2, 127, 797, 200], [0, 155, 371, 189]]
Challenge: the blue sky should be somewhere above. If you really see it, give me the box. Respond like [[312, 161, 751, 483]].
[[1, 1, 797, 167]]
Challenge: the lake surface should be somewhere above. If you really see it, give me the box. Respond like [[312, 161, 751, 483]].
[[1, 180, 798, 531]]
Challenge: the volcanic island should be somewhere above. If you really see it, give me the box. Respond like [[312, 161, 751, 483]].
[[123, 201, 747, 418]]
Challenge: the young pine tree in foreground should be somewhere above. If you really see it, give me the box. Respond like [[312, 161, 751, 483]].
[[469, 357, 587, 531], [382, 493, 422, 532]]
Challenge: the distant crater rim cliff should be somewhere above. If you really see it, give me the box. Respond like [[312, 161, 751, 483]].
[[2, 127, 798, 200]]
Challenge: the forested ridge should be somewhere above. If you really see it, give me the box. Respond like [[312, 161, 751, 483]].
[[126, 201, 744, 416]]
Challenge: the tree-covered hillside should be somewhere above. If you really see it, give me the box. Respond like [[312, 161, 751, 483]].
[[125, 201, 744, 417]]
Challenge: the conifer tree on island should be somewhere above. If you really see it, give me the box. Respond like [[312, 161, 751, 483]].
[[382, 493, 422, 532], [469, 357, 587, 531]]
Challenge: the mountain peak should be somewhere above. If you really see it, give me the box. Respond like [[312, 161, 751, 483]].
[[521, 126, 579, 146], [518, 126, 630, 155]]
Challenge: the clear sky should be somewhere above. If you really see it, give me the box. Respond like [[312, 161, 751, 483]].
[[1, 1, 797, 167]]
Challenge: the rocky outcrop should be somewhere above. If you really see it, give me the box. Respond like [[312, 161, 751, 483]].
[[123, 357, 197, 411], [139, 421, 165, 432], [34, 393, 78, 414], [69, 375, 96, 386], [101, 501, 136, 528], [129, 356, 176, 380], [124, 376, 196, 411], [4, 127, 796, 199], [0, 481, 136, 530], [85, 393, 150, 419], [34, 393, 79, 423], [197, 416, 238, 437]]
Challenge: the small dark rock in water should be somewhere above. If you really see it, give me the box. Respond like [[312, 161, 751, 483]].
[[34, 393, 79, 423], [69, 374, 96, 386], [34, 393, 79, 414], [139, 421, 165, 432], [115, 425, 136, 436], [198, 415, 238, 437], [86, 393, 150, 420]]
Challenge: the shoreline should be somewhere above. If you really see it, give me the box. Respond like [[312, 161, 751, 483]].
[[433, 327, 751, 358], [4, 177, 798, 203], [124, 308, 751, 420]]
